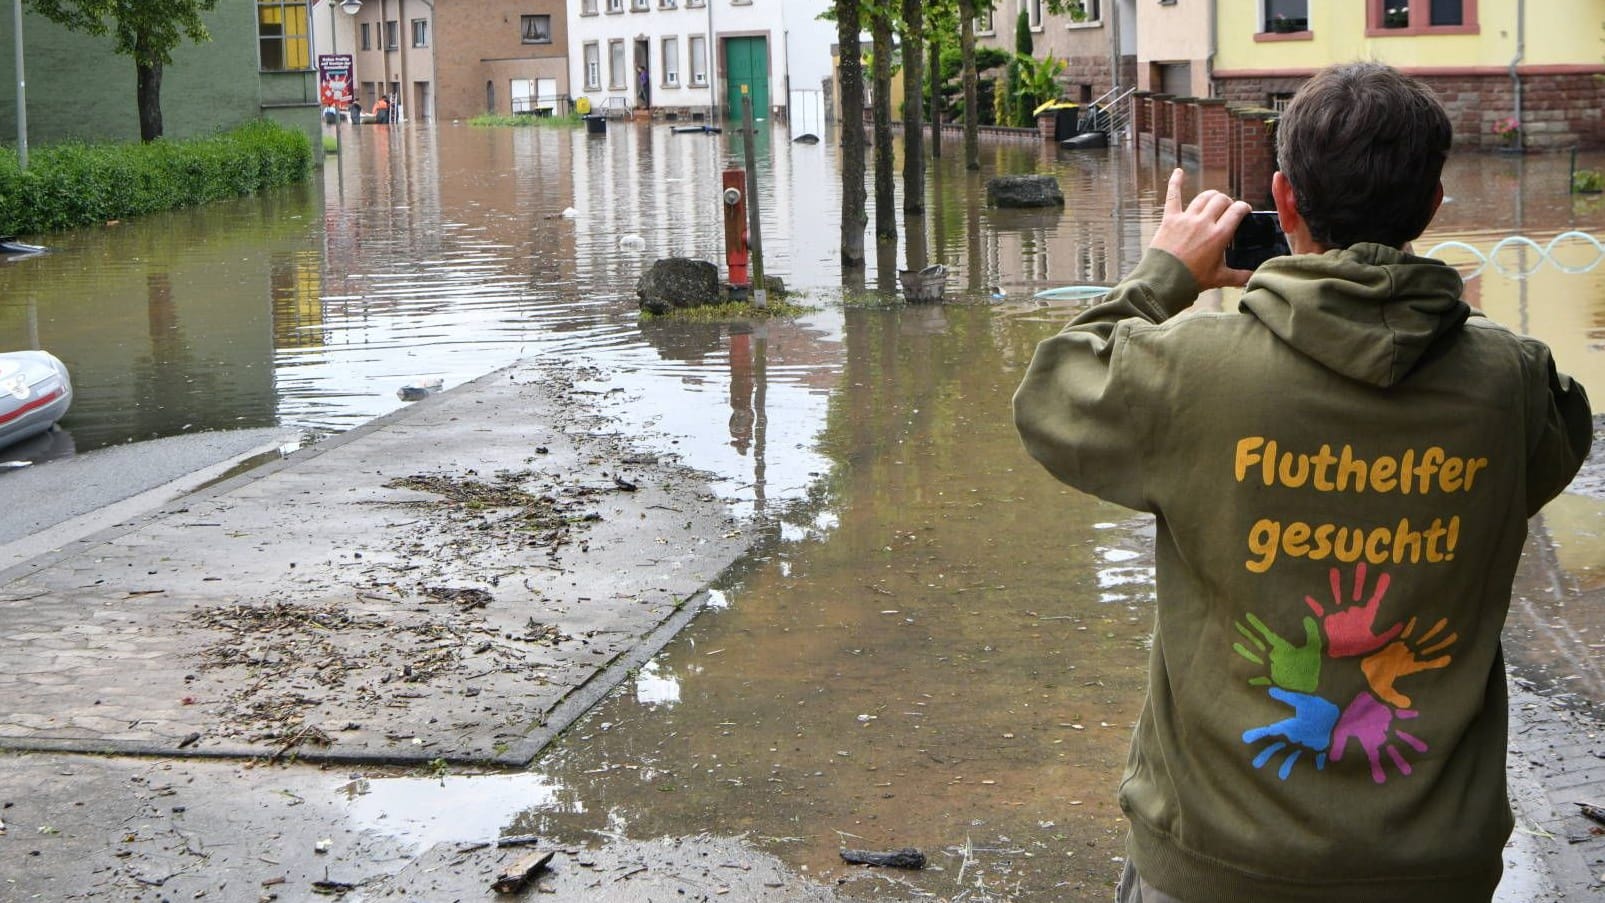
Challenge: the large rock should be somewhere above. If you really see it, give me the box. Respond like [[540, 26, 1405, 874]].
[[986, 174, 1065, 208], [637, 257, 720, 314]]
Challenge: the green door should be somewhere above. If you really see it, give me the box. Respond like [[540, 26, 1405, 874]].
[[723, 37, 769, 120]]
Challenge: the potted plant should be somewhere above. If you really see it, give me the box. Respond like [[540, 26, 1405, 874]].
[[1491, 116, 1522, 151], [1574, 169, 1604, 195], [1066, 1, 1088, 22], [1270, 14, 1295, 33]]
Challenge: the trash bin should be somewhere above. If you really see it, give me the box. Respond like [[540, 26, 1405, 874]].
[[584, 114, 607, 136], [1054, 105, 1081, 142]]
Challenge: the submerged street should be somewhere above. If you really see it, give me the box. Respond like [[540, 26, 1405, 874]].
[[0, 119, 1602, 900]]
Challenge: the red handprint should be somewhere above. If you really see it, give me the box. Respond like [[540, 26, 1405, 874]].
[[1305, 563, 1403, 657], [1331, 692, 1429, 784]]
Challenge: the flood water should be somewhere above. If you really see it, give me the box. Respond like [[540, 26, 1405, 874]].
[[4, 120, 1605, 900]]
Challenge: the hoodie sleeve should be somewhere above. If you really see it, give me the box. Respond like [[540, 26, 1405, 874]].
[[1012, 249, 1201, 511], [1522, 338, 1593, 516]]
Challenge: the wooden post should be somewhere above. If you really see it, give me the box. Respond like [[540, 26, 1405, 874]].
[[742, 87, 767, 309]]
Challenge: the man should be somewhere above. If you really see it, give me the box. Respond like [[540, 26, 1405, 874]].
[[1013, 62, 1591, 903]]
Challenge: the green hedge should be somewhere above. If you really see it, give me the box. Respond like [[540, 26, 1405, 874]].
[[0, 120, 313, 236]]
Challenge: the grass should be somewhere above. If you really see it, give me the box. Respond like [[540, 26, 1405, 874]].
[[641, 298, 816, 321], [468, 112, 585, 128]]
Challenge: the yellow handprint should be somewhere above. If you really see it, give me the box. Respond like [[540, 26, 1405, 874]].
[[1360, 617, 1456, 708]]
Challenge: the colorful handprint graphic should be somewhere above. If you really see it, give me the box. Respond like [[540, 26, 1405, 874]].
[[1238, 567, 1449, 787], [1331, 692, 1429, 784], [1242, 687, 1340, 780], [1361, 617, 1456, 708], [1234, 613, 1322, 692], [1305, 563, 1403, 657]]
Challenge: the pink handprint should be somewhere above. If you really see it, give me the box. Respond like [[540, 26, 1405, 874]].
[[1361, 617, 1457, 708], [1305, 563, 1403, 657], [1331, 692, 1428, 784]]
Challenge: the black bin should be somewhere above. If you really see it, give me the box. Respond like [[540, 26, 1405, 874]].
[[584, 114, 607, 136], [1054, 106, 1081, 141]]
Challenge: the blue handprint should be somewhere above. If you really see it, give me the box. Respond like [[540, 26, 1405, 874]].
[[1242, 687, 1341, 781]]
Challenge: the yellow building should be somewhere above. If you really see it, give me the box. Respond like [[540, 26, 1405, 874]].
[[1213, 1, 1605, 150]]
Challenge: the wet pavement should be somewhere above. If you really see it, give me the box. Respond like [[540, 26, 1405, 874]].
[[0, 120, 1603, 901]]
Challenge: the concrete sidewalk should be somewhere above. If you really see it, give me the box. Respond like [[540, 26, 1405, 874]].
[[0, 360, 750, 767]]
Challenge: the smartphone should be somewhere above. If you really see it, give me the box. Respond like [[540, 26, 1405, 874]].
[[1226, 211, 1290, 271]]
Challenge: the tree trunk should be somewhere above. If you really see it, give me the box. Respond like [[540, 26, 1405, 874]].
[[136, 61, 163, 142], [900, 0, 925, 214], [871, 11, 895, 244], [929, 29, 941, 160], [958, 0, 979, 171], [837, 0, 867, 268]]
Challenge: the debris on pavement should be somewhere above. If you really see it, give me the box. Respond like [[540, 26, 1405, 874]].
[[839, 848, 926, 869], [491, 849, 555, 893]]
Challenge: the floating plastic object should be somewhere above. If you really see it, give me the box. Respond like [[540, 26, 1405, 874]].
[[560, 207, 578, 218], [1033, 284, 1113, 301], [618, 234, 647, 251], [793, 133, 820, 144], [898, 264, 948, 302], [397, 377, 444, 401]]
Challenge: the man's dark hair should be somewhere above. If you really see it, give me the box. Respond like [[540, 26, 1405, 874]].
[[1275, 62, 1452, 249]]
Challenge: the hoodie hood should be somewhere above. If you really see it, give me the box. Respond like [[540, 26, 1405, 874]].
[[1238, 243, 1469, 388]]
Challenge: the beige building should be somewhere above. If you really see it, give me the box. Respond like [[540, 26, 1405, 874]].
[[320, 0, 571, 122], [976, 0, 1135, 105]]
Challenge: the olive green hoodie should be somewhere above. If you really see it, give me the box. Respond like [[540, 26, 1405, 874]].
[[1013, 245, 1592, 903]]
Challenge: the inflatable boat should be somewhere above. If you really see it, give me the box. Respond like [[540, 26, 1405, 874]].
[[0, 351, 73, 451]]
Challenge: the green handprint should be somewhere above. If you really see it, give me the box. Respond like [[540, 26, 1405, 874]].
[[1233, 613, 1323, 692]]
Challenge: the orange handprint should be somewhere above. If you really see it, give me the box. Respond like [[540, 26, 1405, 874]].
[[1305, 563, 1403, 658], [1361, 617, 1456, 708]]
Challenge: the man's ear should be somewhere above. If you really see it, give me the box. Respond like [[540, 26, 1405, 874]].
[[1428, 180, 1444, 223], [1271, 171, 1300, 235]]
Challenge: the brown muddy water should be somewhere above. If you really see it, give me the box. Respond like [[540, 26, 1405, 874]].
[[5, 121, 1605, 900]]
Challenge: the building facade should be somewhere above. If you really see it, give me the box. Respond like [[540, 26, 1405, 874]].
[[1212, 0, 1605, 150], [976, 0, 1136, 105], [566, 0, 820, 121], [0, 1, 321, 147]]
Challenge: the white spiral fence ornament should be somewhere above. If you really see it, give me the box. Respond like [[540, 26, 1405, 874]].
[[1421, 231, 1605, 280]]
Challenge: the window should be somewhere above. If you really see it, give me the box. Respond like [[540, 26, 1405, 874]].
[[384, 20, 398, 50], [607, 0, 623, 12], [976, 8, 994, 33], [411, 18, 428, 47], [1262, 0, 1307, 32], [1029, 0, 1043, 29], [689, 34, 707, 86], [662, 36, 680, 86], [659, 0, 677, 8], [521, 15, 551, 43], [632, 0, 649, 10], [581, 0, 596, 13], [1370, 0, 1476, 33], [609, 39, 626, 89], [687, 0, 705, 6], [584, 42, 601, 90], [257, 1, 311, 71], [360, 22, 371, 51]]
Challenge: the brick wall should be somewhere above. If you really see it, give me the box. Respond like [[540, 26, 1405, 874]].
[[1216, 71, 1605, 150]]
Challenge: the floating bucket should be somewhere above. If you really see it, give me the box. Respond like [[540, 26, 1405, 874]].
[[898, 264, 948, 303]]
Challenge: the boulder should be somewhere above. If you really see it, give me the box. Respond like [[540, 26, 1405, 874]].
[[637, 257, 721, 314], [985, 174, 1064, 208]]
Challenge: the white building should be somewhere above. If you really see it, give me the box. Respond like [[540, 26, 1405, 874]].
[[567, 0, 830, 122]]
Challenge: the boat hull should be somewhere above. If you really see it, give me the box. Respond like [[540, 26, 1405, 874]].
[[0, 351, 73, 451]]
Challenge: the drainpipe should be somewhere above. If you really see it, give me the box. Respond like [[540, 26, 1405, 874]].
[[1206, 0, 1217, 98], [707, 0, 718, 120], [1107, 0, 1119, 92], [1509, 0, 1524, 150]]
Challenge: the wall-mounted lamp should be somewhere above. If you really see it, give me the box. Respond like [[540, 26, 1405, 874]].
[[340, 0, 363, 15]]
